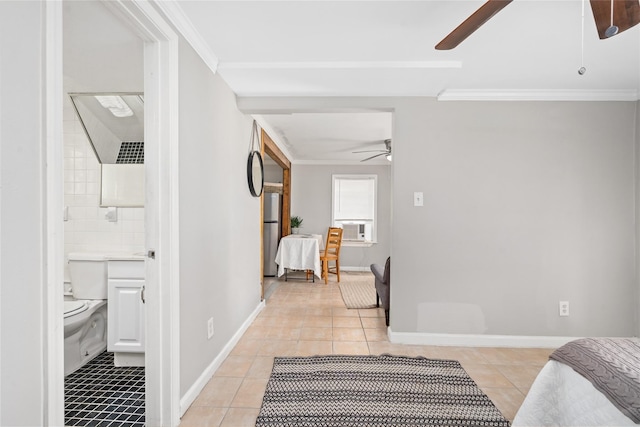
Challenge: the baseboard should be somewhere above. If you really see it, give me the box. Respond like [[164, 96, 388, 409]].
[[341, 266, 372, 272], [387, 328, 579, 348], [179, 300, 265, 416]]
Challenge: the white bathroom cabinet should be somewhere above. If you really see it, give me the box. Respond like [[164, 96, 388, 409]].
[[107, 258, 145, 367]]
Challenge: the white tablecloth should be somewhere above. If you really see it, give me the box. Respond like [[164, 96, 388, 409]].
[[274, 234, 324, 279]]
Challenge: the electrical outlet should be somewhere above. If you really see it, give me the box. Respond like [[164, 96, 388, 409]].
[[559, 301, 570, 317], [207, 317, 214, 339]]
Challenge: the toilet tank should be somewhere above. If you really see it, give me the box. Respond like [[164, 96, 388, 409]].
[[68, 253, 108, 300]]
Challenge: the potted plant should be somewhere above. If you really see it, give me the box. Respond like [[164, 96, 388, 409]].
[[291, 216, 303, 234]]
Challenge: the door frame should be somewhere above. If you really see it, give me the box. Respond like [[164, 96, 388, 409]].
[[262, 129, 291, 235], [46, 1, 181, 425], [260, 130, 291, 300]]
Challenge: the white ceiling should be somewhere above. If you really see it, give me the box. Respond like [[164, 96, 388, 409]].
[[173, 0, 640, 97], [259, 112, 393, 163], [67, 1, 640, 164], [167, 0, 640, 163]]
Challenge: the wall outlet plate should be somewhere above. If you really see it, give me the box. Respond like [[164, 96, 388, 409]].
[[559, 301, 569, 317]]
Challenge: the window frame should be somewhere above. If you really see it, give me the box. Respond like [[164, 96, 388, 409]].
[[331, 174, 378, 246]]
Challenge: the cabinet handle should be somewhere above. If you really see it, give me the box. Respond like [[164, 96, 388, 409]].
[[141, 285, 146, 304]]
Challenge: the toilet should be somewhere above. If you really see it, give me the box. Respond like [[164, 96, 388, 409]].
[[64, 252, 109, 376]]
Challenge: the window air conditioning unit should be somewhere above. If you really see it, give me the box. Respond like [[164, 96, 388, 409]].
[[342, 223, 365, 241]]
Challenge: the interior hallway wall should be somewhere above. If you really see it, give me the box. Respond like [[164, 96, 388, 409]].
[[391, 98, 638, 338], [291, 163, 392, 269], [264, 163, 283, 183], [177, 38, 262, 398]]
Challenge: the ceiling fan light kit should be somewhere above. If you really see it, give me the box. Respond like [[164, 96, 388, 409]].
[[605, 0, 620, 37], [590, 0, 640, 39]]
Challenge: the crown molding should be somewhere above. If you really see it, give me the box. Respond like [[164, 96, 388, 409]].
[[437, 89, 639, 101], [219, 60, 462, 70], [152, 0, 219, 74], [251, 114, 295, 161]]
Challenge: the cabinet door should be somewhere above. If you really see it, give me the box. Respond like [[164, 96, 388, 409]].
[[108, 279, 145, 353]]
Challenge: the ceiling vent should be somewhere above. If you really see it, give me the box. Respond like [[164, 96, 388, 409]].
[[116, 141, 144, 164]]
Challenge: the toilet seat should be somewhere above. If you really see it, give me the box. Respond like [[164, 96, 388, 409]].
[[64, 300, 88, 318]]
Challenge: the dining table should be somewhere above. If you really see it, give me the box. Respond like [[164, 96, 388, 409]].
[[274, 234, 324, 281]]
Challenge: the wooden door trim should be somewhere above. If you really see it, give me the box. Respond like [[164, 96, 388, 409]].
[[260, 129, 291, 301], [262, 129, 291, 237]]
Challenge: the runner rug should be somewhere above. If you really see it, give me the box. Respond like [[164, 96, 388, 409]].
[[255, 354, 510, 427], [338, 274, 377, 309]]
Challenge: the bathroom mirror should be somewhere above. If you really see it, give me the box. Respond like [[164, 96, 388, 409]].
[[69, 93, 145, 207]]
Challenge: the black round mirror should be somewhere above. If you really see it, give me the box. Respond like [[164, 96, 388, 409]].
[[247, 150, 264, 197]]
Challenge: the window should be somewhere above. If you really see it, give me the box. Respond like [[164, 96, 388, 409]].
[[332, 174, 377, 244]]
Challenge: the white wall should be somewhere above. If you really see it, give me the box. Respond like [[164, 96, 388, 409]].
[[0, 2, 47, 425], [291, 164, 392, 269], [391, 99, 638, 338], [177, 39, 262, 397], [264, 162, 283, 183], [240, 96, 640, 340]]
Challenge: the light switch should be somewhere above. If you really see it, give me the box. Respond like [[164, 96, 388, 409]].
[[413, 192, 424, 207]]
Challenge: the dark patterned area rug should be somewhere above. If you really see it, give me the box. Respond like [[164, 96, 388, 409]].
[[256, 354, 510, 427]]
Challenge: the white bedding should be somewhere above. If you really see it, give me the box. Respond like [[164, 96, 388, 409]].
[[512, 360, 635, 426]]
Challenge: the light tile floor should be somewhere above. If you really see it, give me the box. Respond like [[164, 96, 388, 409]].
[[180, 273, 554, 426]]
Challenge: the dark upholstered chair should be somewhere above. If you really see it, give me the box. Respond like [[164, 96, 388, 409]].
[[371, 257, 390, 326]]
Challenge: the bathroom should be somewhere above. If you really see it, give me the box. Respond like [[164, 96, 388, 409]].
[[63, 1, 147, 425]]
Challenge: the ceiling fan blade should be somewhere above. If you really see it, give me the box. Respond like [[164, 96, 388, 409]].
[[435, 0, 513, 50], [590, 0, 640, 39], [360, 152, 388, 162]]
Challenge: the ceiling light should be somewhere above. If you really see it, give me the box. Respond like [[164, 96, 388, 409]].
[[95, 95, 133, 118], [605, 0, 619, 37]]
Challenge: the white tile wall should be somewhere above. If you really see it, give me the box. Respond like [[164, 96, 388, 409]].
[[63, 97, 145, 282]]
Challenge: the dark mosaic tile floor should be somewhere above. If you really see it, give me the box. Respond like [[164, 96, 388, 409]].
[[65, 352, 145, 427]]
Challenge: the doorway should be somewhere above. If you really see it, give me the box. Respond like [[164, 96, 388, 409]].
[[49, 1, 180, 426], [260, 129, 292, 300]]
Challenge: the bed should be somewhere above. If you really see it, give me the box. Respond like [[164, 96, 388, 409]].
[[513, 337, 640, 426]]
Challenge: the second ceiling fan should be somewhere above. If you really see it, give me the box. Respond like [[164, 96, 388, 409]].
[[435, 0, 640, 50], [353, 139, 392, 162]]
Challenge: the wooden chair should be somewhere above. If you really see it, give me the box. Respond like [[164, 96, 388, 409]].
[[320, 227, 343, 284]]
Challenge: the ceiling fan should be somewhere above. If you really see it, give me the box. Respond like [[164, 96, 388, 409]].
[[353, 139, 392, 162], [435, 0, 640, 50]]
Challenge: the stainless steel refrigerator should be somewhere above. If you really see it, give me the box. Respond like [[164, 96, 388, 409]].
[[263, 193, 281, 276]]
